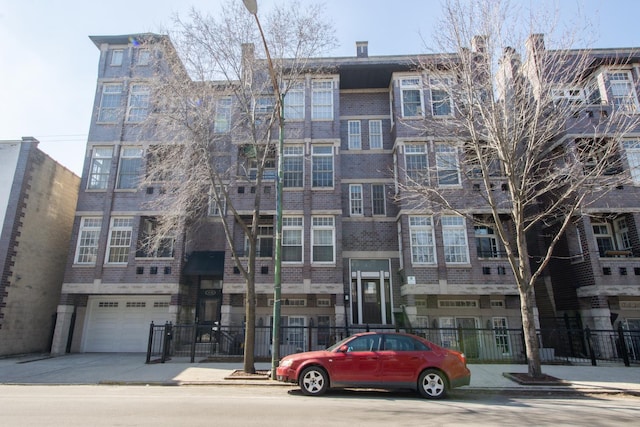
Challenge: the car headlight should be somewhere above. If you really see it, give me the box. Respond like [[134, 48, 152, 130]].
[[279, 359, 293, 368]]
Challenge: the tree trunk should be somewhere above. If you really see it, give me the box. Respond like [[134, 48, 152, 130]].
[[243, 278, 256, 374], [520, 285, 542, 377]]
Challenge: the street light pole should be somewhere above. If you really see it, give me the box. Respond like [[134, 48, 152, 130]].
[[242, 0, 284, 380]]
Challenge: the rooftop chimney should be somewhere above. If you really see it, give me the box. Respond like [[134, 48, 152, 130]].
[[356, 41, 368, 58]]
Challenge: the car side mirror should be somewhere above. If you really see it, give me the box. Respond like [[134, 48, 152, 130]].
[[338, 344, 349, 353]]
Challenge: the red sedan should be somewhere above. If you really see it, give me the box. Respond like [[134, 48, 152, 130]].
[[276, 331, 470, 399]]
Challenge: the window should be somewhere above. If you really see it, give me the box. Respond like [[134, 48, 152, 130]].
[[116, 147, 143, 189], [382, 334, 428, 351], [312, 216, 335, 263], [283, 146, 304, 188], [312, 145, 333, 188], [614, 217, 631, 251], [592, 222, 614, 257], [348, 120, 361, 149], [98, 83, 123, 123], [126, 84, 150, 122], [369, 120, 383, 149], [591, 217, 632, 257], [246, 148, 276, 181], [346, 335, 381, 352], [208, 186, 227, 216], [400, 77, 423, 117], [435, 144, 460, 185], [136, 217, 174, 258], [405, 144, 428, 184], [552, 87, 584, 105], [284, 81, 304, 120], [409, 216, 435, 264], [106, 217, 134, 264], [349, 184, 363, 216], [137, 49, 151, 66], [442, 215, 469, 263], [623, 139, 640, 184], [74, 217, 102, 264], [283, 217, 303, 262], [110, 49, 123, 66], [492, 317, 511, 355], [88, 146, 113, 190], [254, 96, 275, 115], [475, 225, 499, 258], [311, 80, 333, 120], [214, 97, 232, 133], [429, 77, 453, 116], [372, 184, 386, 216], [607, 71, 638, 112], [245, 225, 273, 258]]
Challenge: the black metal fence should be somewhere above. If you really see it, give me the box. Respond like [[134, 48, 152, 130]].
[[146, 322, 640, 366]]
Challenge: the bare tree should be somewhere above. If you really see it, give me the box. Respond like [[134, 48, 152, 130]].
[[400, 0, 639, 377], [140, 0, 336, 373]]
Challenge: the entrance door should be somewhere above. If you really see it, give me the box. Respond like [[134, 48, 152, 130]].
[[362, 281, 382, 324], [351, 271, 391, 325], [196, 284, 222, 343]]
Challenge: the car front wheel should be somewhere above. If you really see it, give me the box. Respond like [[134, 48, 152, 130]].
[[418, 369, 447, 399], [299, 366, 328, 396]]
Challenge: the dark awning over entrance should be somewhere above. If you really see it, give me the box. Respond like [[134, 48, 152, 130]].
[[183, 251, 225, 277]]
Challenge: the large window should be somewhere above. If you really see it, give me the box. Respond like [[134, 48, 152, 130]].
[[88, 146, 113, 190], [442, 215, 469, 263], [369, 120, 383, 149], [475, 225, 499, 258], [284, 81, 304, 120], [254, 96, 275, 115], [136, 217, 174, 258], [283, 217, 303, 262], [283, 146, 304, 188], [593, 216, 632, 257], [409, 216, 435, 264], [116, 147, 143, 189], [126, 84, 150, 122], [623, 139, 640, 184], [312, 145, 333, 188], [429, 77, 453, 116], [492, 317, 511, 356], [372, 184, 386, 216], [312, 216, 335, 263], [74, 217, 102, 264], [106, 217, 134, 264], [435, 144, 460, 186], [607, 71, 638, 113], [98, 83, 123, 123], [214, 97, 232, 133], [405, 144, 428, 184], [349, 184, 363, 216], [400, 77, 423, 117], [311, 80, 333, 120], [348, 120, 361, 149], [245, 225, 273, 258], [208, 186, 227, 217]]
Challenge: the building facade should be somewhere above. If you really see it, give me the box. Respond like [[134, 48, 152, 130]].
[[0, 137, 79, 356], [50, 33, 640, 357]]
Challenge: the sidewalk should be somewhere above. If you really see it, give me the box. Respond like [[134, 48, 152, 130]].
[[0, 353, 638, 396]]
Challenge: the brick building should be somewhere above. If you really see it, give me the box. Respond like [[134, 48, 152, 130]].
[[50, 33, 640, 358], [0, 137, 79, 356]]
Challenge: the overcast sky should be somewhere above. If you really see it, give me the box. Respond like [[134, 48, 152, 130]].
[[2, 0, 640, 175]]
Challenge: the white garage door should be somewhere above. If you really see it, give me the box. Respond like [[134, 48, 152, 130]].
[[82, 296, 172, 352]]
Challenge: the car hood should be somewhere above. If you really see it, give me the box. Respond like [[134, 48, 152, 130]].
[[281, 349, 332, 362]]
